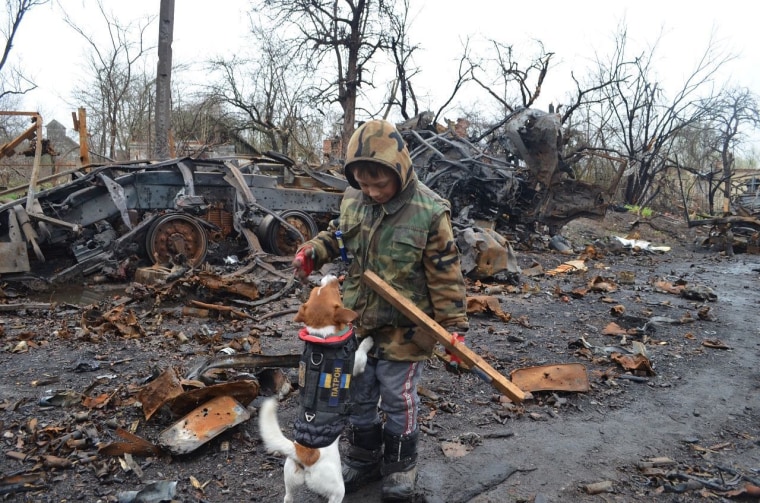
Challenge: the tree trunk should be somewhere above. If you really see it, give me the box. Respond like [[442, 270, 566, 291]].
[[339, 0, 364, 159], [722, 151, 733, 213], [341, 95, 356, 159], [109, 116, 117, 160], [154, 0, 175, 160]]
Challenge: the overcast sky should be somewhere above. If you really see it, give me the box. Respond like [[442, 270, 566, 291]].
[[10, 0, 759, 147]]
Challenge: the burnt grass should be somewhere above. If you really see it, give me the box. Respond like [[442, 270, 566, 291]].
[[1, 211, 759, 503]]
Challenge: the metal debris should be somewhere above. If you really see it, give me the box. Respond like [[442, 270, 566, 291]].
[[400, 109, 617, 234], [158, 395, 251, 455], [116, 481, 178, 503], [510, 363, 589, 392], [0, 155, 343, 287]]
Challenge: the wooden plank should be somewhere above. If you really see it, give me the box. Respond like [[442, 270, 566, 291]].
[[362, 270, 525, 402], [76, 107, 91, 167], [25, 116, 43, 212], [0, 123, 37, 159]]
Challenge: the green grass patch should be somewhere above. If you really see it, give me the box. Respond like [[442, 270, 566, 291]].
[[624, 204, 654, 218]]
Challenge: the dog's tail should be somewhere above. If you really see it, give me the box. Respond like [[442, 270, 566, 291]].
[[258, 397, 297, 458]]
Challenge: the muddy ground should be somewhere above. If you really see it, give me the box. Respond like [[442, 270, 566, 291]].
[[1, 211, 759, 503]]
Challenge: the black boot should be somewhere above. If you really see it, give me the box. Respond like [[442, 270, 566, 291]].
[[342, 423, 383, 493], [381, 430, 419, 501]]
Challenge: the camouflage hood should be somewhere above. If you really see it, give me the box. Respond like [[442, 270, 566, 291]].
[[344, 119, 413, 191]]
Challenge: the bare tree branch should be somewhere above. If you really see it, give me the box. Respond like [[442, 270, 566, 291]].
[[466, 39, 554, 113], [63, 0, 155, 159], [581, 25, 735, 205], [255, 0, 405, 156], [0, 0, 48, 102]]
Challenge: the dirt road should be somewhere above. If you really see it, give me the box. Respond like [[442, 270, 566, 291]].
[[1, 214, 759, 502]]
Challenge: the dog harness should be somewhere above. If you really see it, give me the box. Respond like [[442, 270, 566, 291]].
[[294, 324, 359, 448]]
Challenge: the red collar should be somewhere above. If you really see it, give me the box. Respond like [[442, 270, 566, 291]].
[[298, 324, 354, 344]]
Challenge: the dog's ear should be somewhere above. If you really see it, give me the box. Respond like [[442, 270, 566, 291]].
[[294, 303, 307, 323], [335, 307, 358, 324]]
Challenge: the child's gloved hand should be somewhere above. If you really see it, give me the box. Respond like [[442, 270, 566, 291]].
[[292, 245, 315, 281]]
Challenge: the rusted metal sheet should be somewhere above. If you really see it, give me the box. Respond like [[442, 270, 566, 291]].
[[98, 428, 161, 457], [457, 227, 520, 279], [510, 363, 589, 392], [167, 380, 260, 417], [158, 395, 251, 455], [137, 367, 184, 421]]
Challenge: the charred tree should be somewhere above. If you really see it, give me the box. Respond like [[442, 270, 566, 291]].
[[254, 0, 408, 156], [154, 0, 174, 159]]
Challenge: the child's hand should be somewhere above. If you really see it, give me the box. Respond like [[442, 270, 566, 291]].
[[292, 246, 315, 281], [445, 332, 465, 368]]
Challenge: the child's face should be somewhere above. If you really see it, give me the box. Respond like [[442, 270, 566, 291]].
[[353, 168, 399, 204]]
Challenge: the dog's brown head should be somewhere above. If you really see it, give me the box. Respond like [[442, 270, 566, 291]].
[[294, 274, 357, 337]]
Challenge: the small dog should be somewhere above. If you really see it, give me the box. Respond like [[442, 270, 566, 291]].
[[259, 274, 372, 503]]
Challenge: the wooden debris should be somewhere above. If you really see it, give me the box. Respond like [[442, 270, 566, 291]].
[[189, 300, 252, 319], [583, 480, 614, 494], [466, 296, 512, 322], [702, 339, 730, 350], [98, 428, 160, 457], [545, 260, 587, 276]]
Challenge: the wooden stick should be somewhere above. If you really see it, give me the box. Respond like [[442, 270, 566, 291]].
[[362, 270, 525, 402], [0, 303, 52, 312], [189, 300, 252, 319]]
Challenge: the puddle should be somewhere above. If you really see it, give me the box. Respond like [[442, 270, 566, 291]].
[[692, 260, 760, 311]]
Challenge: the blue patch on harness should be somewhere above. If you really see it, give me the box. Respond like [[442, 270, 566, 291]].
[[318, 358, 350, 408]]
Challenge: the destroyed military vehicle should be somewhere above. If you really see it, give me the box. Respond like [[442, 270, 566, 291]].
[[0, 154, 346, 287], [398, 108, 615, 234], [0, 108, 619, 288]]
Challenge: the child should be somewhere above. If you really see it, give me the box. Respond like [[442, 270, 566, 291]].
[[293, 119, 469, 501]]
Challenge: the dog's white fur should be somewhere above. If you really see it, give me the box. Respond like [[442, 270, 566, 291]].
[[258, 274, 372, 503]]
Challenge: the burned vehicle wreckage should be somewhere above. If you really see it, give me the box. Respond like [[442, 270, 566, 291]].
[[0, 155, 347, 287], [404, 109, 612, 233], [0, 109, 615, 288]]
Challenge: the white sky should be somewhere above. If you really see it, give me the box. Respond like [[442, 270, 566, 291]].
[[10, 0, 760, 148]]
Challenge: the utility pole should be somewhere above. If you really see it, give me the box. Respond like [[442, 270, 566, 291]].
[[154, 0, 175, 159]]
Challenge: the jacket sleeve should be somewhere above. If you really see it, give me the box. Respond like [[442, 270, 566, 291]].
[[296, 189, 354, 271], [422, 211, 469, 332], [298, 219, 339, 270]]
